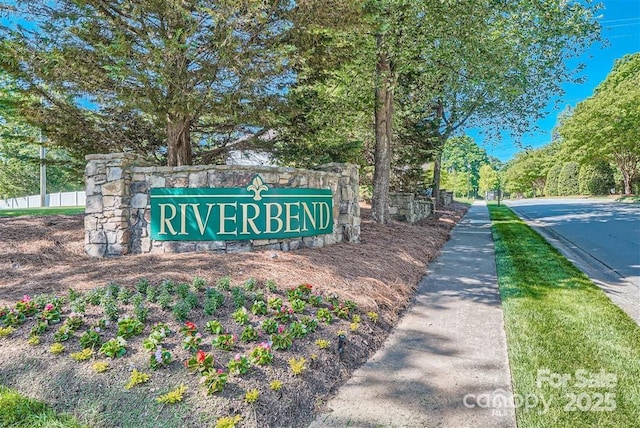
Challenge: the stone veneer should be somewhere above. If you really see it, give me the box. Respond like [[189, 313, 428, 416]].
[[84, 153, 360, 257], [389, 190, 453, 223]]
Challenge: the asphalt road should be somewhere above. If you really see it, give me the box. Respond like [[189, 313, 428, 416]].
[[504, 198, 639, 323]]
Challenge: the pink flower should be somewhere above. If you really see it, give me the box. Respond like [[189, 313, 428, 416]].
[[44, 303, 54, 311], [217, 368, 224, 374], [196, 350, 207, 364], [234, 353, 241, 361], [277, 325, 285, 334], [21, 295, 31, 303]]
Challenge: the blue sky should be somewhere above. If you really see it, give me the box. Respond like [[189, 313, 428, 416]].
[[475, 0, 640, 163]]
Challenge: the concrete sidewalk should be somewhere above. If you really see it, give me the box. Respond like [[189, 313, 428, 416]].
[[309, 201, 516, 428]]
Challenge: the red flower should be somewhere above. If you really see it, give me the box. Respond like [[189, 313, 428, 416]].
[[196, 350, 207, 364], [184, 321, 197, 331]]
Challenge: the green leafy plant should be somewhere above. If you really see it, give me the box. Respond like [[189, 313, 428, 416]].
[[172, 300, 192, 322], [227, 354, 250, 376], [86, 288, 103, 306], [192, 276, 207, 292], [105, 282, 120, 298], [232, 307, 249, 325], [134, 301, 149, 324], [269, 380, 283, 391], [182, 333, 203, 352], [49, 343, 65, 355], [288, 321, 307, 339], [53, 325, 72, 342], [184, 292, 199, 309], [300, 316, 318, 333], [117, 287, 132, 305], [250, 300, 268, 316], [0, 326, 15, 337], [92, 361, 110, 373], [271, 327, 292, 351], [204, 288, 225, 316], [231, 287, 246, 309], [135, 278, 149, 295], [308, 294, 323, 307], [201, 369, 228, 394], [185, 350, 213, 374], [69, 299, 86, 314], [350, 322, 360, 332], [249, 343, 273, 366], [244, 388, 259, 404], [30, 320, 48, 336], [287, 283, 313, 301], [243, 277, 258, 291], [99, 337, 127, 359], [267, 297, 283, 310], [145, 284, 159, 303], [27, 335, 40, 345], [101, 297, 119, 322], [315, 339, 330, 350], [117, 317, 145, 338], [288, 357, 307, 375], [79, 330, 102, 349], [159, 279, 176, 295], [215, 415, 242, 428], [316, 308, 333, 324], [344, 300, 358, 312], [261, 318, 278, 334], [240, 326, 259, 343], [64, 313, 84, 331], [331, 303, 350, 320], [211, 334, 235, 351], [274, 306, 294, 323], [156, 385, 187, 404], [70, 348, 93, 362], [205, 320, 224, 334], [265, 279, 277, 293], [366, 311, 379, 323], [125, 369, 150, 389], [290, 299, 306, 313], [352, 314, 362, 323], [15, 295, 37, 316], [216, 276, 231, 291], [175, 283, 190, 299], [157, 291, 173, 311], [149, 347, 172, 370], [40, 304, 61, 324]]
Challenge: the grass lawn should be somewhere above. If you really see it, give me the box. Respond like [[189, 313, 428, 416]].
[[0, 385, 87, 428], [0, 207, 84, 217], [489, 203, 640, 428]]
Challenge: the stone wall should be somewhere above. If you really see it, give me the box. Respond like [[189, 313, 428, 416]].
[[84, 153, 360, 257], [389, 193, 434, 223]]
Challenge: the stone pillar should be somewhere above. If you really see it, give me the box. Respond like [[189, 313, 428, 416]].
[[318, 163, 360, 244], [84, 153, 142, 257]]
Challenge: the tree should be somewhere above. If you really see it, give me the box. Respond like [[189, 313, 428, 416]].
[[479, 164, 500, 198], [441, 136, 488, 198], [557, 161, 580, 196], [579, 161, 615, 196], [0, 74, 83, 199], [559, 54, 640, 195], [0, 1, 294, 166], [545, 164, 562, 196], [390, 0, 601, 210]]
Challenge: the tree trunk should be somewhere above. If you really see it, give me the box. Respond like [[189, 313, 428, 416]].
[[166, 113, 193, 166], [371, 35, 394, 224]]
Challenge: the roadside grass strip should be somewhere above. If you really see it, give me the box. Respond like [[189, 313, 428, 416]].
[[0, 207, 84, 217], [0, 385, 87, 428], [488, 204, 640, 428]]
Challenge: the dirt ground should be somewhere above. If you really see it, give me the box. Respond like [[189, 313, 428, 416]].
[[0, 203, 468, 427]]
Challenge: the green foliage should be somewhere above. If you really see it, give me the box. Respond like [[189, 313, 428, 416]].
[[240, 326, 259, 343], [172, 300, 192, 322], [156, 385, 187, 404], [251, 300, 268, 316], [125, 369, 150, 389], [216, 276, 232, 291], [175, 283, 190, 299], [135, 278, 149, 296], [117, 287, 132, 305], [99, 337, 127, 359], [559, 54, 640, 195], [261, 318, 278, 335], [157, 291, 173, 311], [288, 357, 307, 376], [101, 297, 119, 322], [192, 276, 207, 292], [0, 385, 87, 428], [205, 320, 224, 335], [79, 330, 102, 349], [117, 318, 145, 339], [244, 388, 259, 404], [232, 308, 250, 325], [145, 284, 159, 303], [231, 287, 246, 309], [204, 288, 225, 316], [544, 164, 562, 196], [557, 162, 580, 196], [579, 161, 615, 195]]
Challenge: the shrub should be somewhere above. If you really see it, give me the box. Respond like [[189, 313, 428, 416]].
[[557, 161, 580, 196], [192, 276, 207, 292], [579, 161, 615, 195], [545, 164, 562, 196]]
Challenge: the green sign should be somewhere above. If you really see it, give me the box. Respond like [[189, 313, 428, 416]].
[[150, 176, 333, 241]]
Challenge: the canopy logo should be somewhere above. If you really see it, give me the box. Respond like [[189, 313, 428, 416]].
[[150, 176, 333, 241]]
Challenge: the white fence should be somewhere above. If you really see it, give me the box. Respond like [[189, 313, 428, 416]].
[[0, 191, 86, 209]]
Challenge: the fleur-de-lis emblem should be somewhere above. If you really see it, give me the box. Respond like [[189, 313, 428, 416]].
[[247, 176, 268, 201]]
